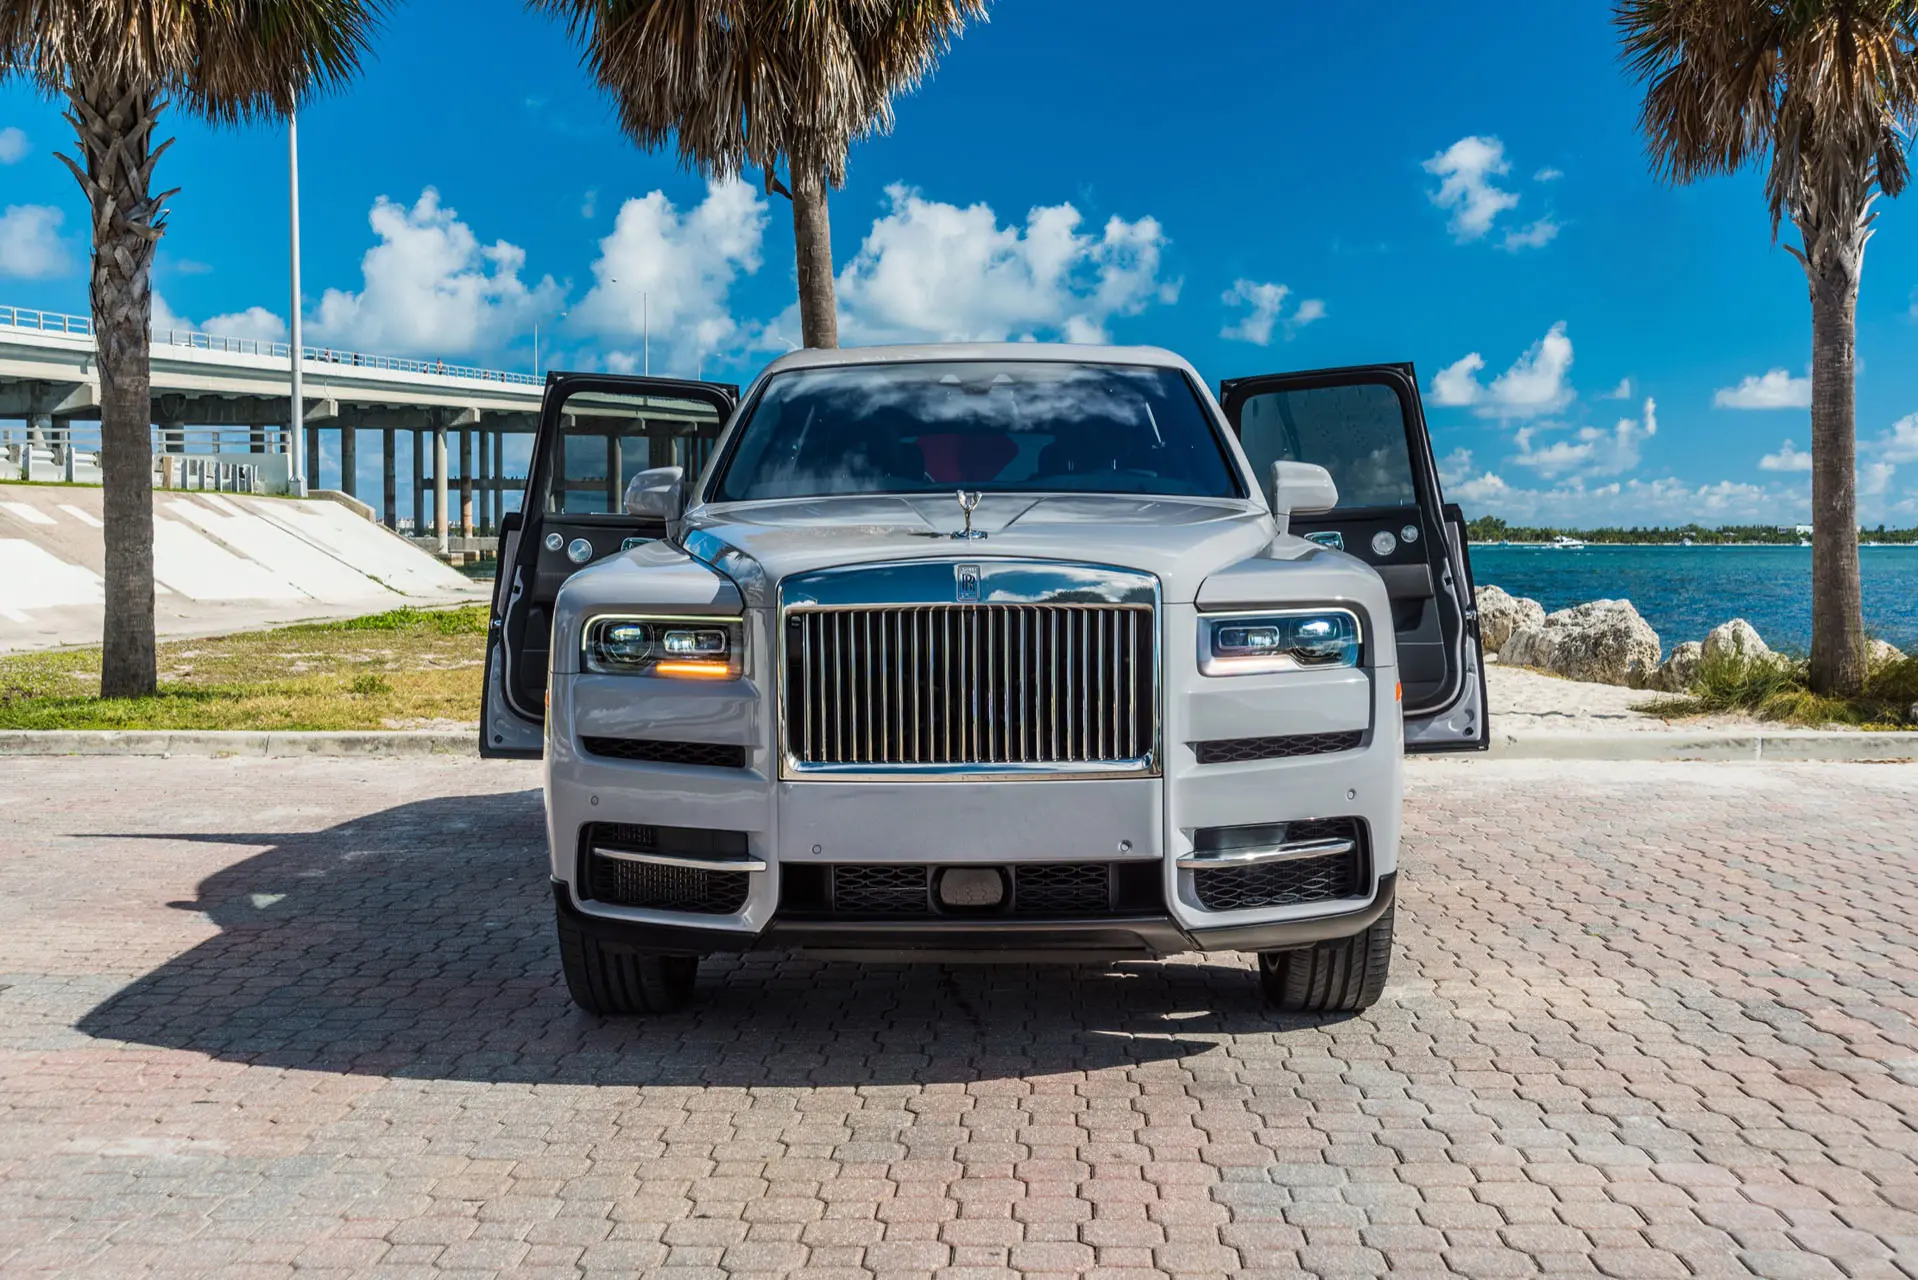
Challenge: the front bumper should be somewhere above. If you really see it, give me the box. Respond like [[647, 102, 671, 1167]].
[[554, 872, 1397, 960]]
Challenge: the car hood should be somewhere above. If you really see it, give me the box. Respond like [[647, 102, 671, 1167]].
[[677, 492, 1281, 606]]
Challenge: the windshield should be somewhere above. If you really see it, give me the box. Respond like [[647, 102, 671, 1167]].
[[709, 360, 1245, 502]]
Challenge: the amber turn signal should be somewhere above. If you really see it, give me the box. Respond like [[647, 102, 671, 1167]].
[[655, 659, 735, 680]]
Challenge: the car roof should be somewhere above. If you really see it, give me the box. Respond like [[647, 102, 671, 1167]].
[[757, 341, 1198, 378]]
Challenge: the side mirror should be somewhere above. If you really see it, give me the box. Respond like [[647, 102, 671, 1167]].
[[1270, 461, 1339, 537], [623, 466, 686, 523]]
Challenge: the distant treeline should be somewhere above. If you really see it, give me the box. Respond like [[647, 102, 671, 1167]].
[[1466, 517, 1918, 545]]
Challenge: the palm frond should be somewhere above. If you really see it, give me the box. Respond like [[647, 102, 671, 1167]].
[[0, 0, 389, 120]]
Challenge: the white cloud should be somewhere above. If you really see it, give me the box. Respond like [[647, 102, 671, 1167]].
[[1861, 461, 1896, 497], [1430, 353, 1488, 408], [311, 187, 563, 357], [1534, 166, 1564, 183], [1436, 447, 1476, 487], [0, 127, 28, 164], [1424, 136, 1521, 241], [580, 189, 598, 219], [1872, 414, 1918, 464], [1605, 377, 1634, 400], [1510, 397, 1657, 479], [1453, 473, 1803, 527], [1431, 322, 1575, 419], [1758, 439, 1813, 472], [574, 177, 768, 374], [202, 306, 288, 344], [1220, 279, 1325, 345], [0, 204, 70, 278], [1714, 368, 1811, 410], [819, 185, 1179, 346], [149, 293, 288, 344], [1501, 217, 1560, 252]]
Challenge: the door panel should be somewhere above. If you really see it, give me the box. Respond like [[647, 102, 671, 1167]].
[[1219, 363, 1488, 753], [480, 373, 738, 759]]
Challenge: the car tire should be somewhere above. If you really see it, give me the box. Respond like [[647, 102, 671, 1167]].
[[1258, 904, 1394, 1013], [556, 913, 699, 1015]]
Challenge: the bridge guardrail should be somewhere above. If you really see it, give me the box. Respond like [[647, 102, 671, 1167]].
[[1, 304, 542, 387]]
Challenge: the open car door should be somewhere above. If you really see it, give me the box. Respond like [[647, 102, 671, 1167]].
[[1220, 363, 1488, 753], [481, 373, 739, 758]]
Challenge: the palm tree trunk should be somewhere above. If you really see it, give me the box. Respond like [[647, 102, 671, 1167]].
[[62, 78, 173, 698], [1805, 250, 1866, 697], [790, 161, 839, 349]]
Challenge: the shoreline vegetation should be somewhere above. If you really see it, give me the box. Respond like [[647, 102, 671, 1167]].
[[1467, 518, 1918, 546]]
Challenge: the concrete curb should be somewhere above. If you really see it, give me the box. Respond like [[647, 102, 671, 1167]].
[[0, 728, 1914, 762], [1485, 730, 1918, 763], [0, 730, 474, 758]]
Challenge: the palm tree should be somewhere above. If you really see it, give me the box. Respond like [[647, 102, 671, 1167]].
[[537, 0, 986, 349], [0, 2, 386, 697], [1616, 1, 1917, 696]]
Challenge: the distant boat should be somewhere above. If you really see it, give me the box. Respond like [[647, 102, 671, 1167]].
[[1550, 535, 1586, 549], [1680, 534, 1695, 547]]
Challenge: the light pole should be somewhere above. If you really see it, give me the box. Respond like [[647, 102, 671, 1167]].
[[287, 112, 306, 496]]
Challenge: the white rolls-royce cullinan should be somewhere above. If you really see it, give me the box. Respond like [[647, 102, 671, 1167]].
[[482, 345, 1487, 1015]]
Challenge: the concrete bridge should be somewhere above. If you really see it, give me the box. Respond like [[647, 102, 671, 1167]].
[[0, 303, 544, 542]]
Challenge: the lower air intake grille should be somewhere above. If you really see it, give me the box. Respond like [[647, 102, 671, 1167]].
[[581, 737, 747, 768], [1012, 863, 1113, 916], [580, 822, 753, 915], [806, 863, 1140, 918], [1190, 818, 1366, 913], [1193, 730, 1363, 765], [831, 865, 930, 916], [590, 858, 750, 915]]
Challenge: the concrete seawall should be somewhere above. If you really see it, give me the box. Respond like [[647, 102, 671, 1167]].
[[0, 482, 487, 651]]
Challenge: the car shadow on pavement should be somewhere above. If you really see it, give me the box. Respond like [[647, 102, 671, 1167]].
[[78, 792, 1337, 1087]]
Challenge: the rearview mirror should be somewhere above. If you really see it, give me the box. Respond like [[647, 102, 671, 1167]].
[[623, 466, 686, 523], [1270, 461, 1339, 536]]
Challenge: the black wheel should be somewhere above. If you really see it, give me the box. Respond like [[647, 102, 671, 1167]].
[[556, 911, 699, 1015], [1258, 904, 1394, 1013]]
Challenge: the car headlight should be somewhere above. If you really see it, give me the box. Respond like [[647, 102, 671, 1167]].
[[584, 615, 744, 679], [1198, 609, 1361, 675]]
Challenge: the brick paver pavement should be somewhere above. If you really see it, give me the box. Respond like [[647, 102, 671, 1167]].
[[0, 756, 1915, 1279]]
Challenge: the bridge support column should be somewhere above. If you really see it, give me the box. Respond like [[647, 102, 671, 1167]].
[[411, 428, 425, 534], [382, 428, 396, 529], [339, 426, 357, 498], [434, 426, 449, 556], [476, 428, 491, 535], [160, 417, 185, 455], [53, 416, 74, 482], [459, 429, 474, 538], [249, 425, 265, 454], [305, 425, 320, 490]]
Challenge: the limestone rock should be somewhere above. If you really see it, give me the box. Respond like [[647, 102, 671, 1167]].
[[1867, 638, 1905, 668], [1654, 640, 1704, 693], [1499, 599, 1663, 688], [1703, 618, 1773, 665], [1475, 585, 1545, 653]]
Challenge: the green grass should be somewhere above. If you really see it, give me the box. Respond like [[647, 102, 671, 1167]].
[[0, 605, 490, 732], [1633, 647, 1918, 729]]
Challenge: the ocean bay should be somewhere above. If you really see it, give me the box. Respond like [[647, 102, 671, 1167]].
[[1469, 544, 1918, 653]]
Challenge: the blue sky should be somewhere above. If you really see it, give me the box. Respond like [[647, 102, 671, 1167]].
[[3, 0, 1917, 527]]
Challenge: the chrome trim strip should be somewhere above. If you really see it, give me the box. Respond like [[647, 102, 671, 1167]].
[[592, 847, 769, 874], [1175, 838, 1356, 869]]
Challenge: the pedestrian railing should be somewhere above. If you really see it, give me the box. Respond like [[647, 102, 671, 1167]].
[[0, 423, 288, 493], [1, 303, 542, 387]]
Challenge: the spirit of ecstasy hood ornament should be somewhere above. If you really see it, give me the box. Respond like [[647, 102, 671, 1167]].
[[952, 490, 986, 540]]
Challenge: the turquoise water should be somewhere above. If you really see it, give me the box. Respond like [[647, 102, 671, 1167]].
[[1469, 544, 1918, 653]]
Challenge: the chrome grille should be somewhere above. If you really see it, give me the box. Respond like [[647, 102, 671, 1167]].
[[783, 604, 1156, 773]]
